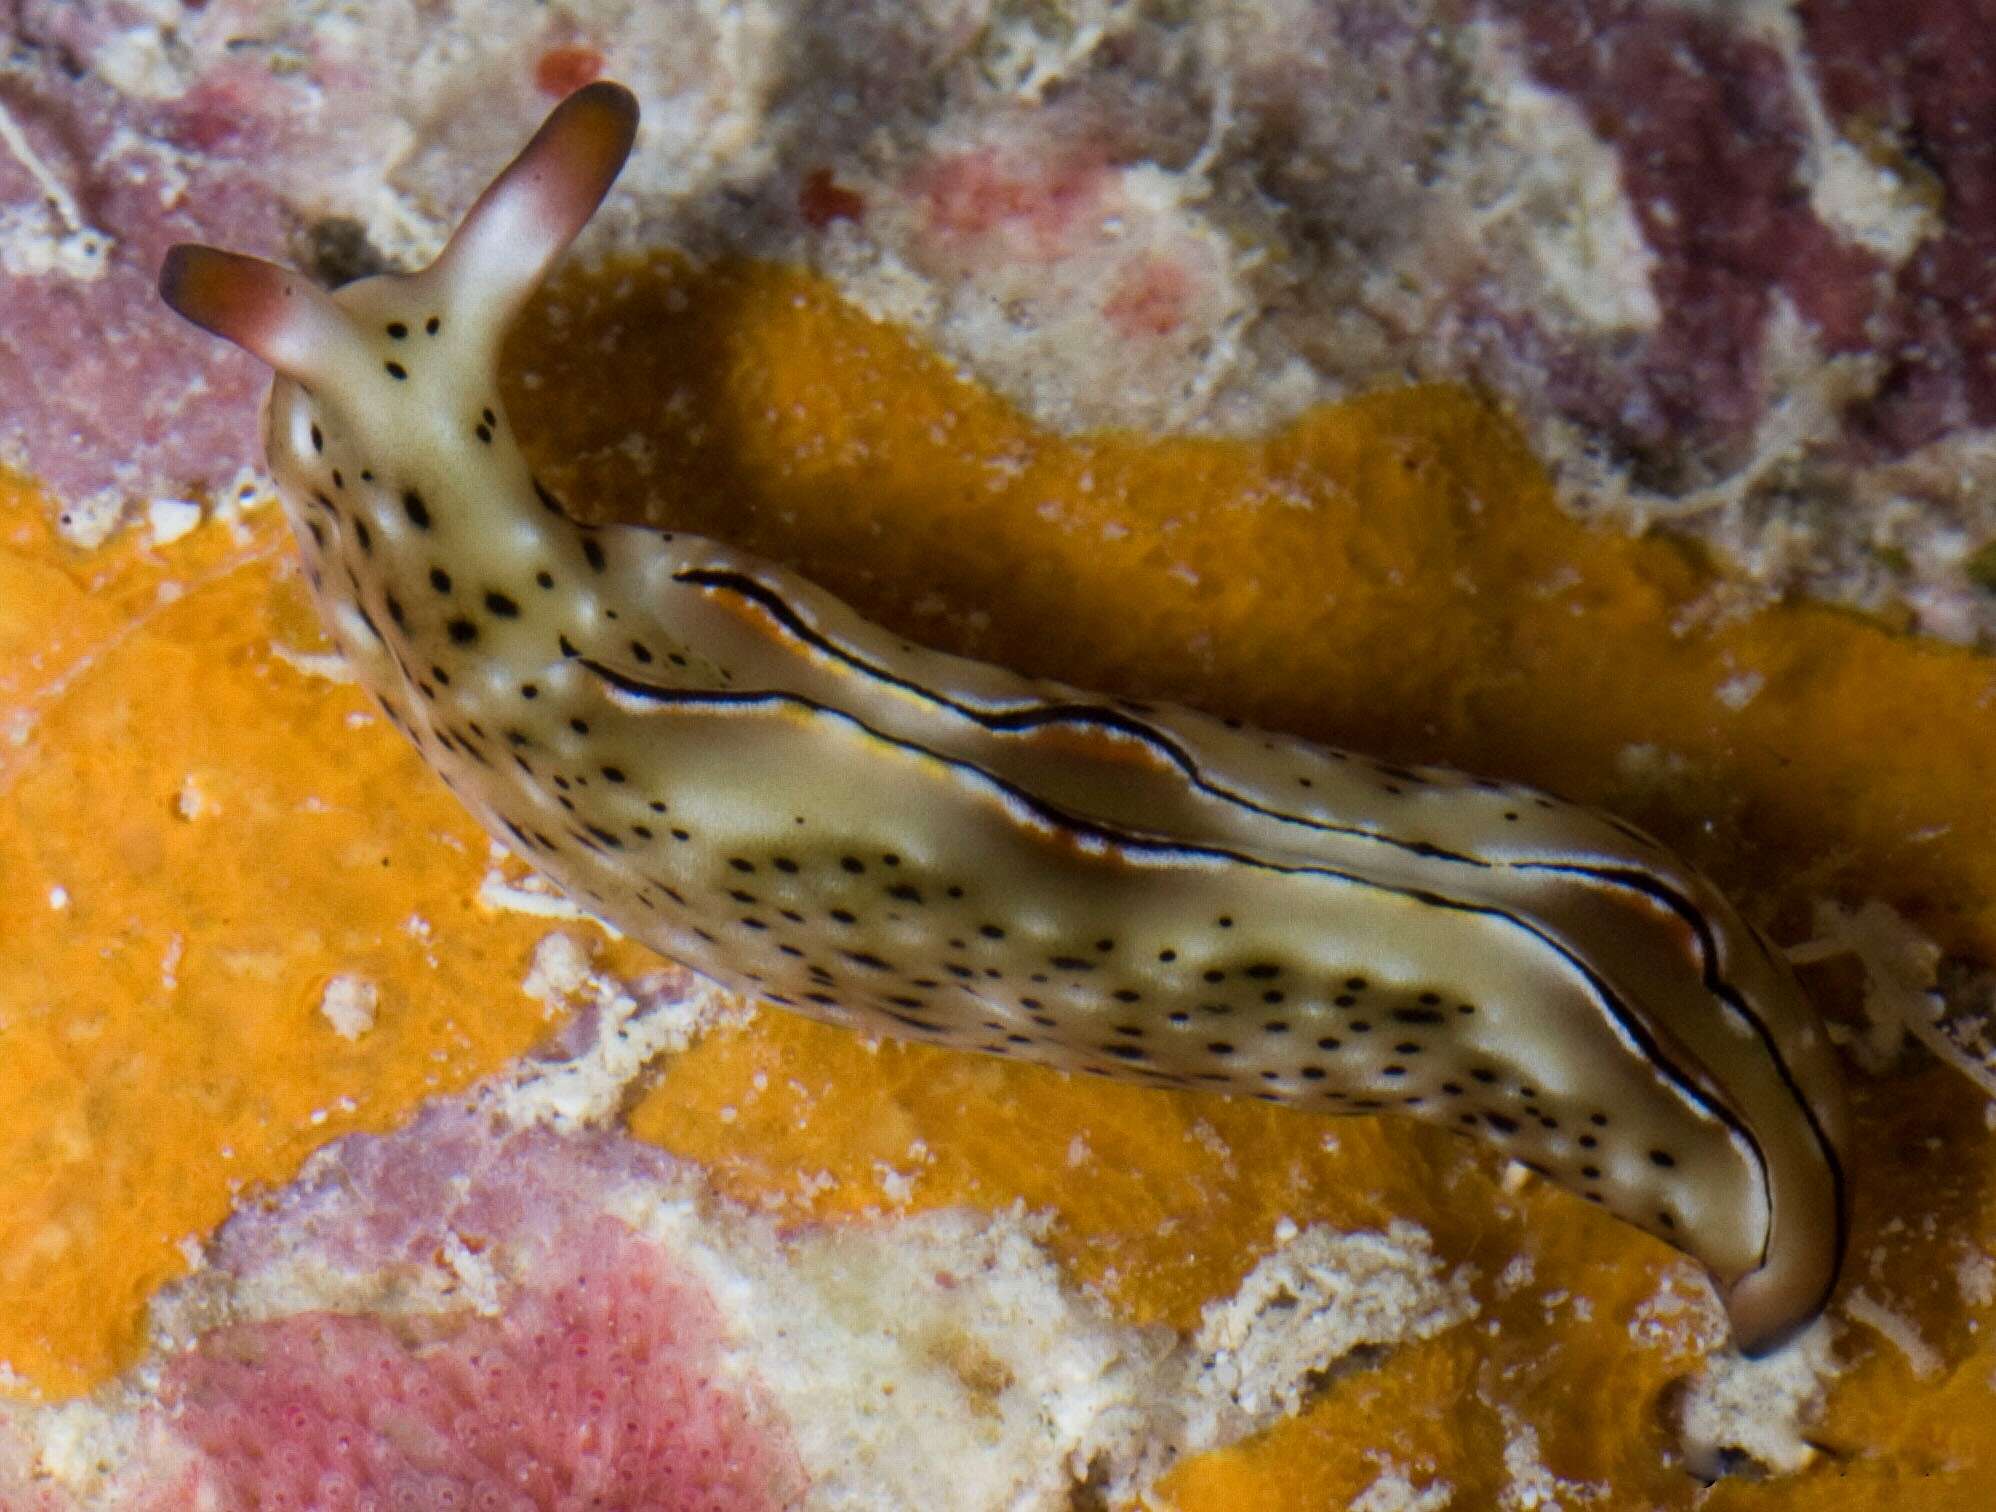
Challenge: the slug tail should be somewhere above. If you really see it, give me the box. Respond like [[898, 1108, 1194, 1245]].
[[432, 80, 639, 333], [158, 245, 355, 381]]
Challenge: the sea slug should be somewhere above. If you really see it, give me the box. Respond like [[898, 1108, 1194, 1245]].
[[159, 81, 1847, 1355]]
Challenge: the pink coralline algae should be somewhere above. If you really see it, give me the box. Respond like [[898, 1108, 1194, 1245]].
[[1485, 2, 1882, 486], [0, 5, 297, 534], [914, 142, 1116, 269], [120, 1108, 806, 1511], [152, 1218, 799, 1511]]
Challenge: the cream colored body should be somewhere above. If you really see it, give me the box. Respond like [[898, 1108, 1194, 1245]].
[[161, 83, 1848, 1356]]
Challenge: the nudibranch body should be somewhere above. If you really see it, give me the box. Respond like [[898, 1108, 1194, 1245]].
[[160, 83, 1847, 1355]]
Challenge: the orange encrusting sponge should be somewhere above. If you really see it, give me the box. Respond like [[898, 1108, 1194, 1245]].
[[3, 251, 1994, 1505]]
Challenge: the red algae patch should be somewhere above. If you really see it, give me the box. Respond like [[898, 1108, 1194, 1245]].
[[152, 1219, 796, 1511]]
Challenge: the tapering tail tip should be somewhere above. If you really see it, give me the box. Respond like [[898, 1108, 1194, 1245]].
[[1721, 1169, 1846, 1359]]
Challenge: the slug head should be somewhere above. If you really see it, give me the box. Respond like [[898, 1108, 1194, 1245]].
[[159, 81, 639, 409]]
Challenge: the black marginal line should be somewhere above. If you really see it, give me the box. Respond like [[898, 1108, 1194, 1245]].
[[576, 653, 1776, 1221], [1517, 860, 1849, 1304], [675, 566, 1787, 1013], [673, 566, 1483, 865], [675, 565, 1827, 1266]]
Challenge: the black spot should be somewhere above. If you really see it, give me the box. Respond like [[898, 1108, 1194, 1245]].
[[475, 423, 492, 444], [384, 593, 405, 627], [1485, 1113, 1520, 1135], [1393, 1008, 1444, 1025], [385, 361, 407, 380], [310, 424, 323, 453], [630, 641, 653, 663], [569, 718, 589, 735], [888, 883, 922, 903], [331, 469, 345, 490], [429, 566, 452, 593], [484, 590, 520, 618], [582, 537, 607, 573], [1581, 1165, 1602, 1180], [1206, 1042, 1234, 1055], [1648, 1149, 1676, 1168], [601, 766, 626, 783], [521, 684, 539, 699], [430, 664, 451, 685], [403, 490, 431, 529], [425, 315, 440, 335], [386, 322, 407, 339], [1393, 1041, 1422, 1055], [1470, 1068, 1497, 1084], [446, 617, 477, 644], [1216, 915, 1234, 929], [979, 924, 1005, 940], [559, 635, 579, 658], [537, 570, 555, 590]]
